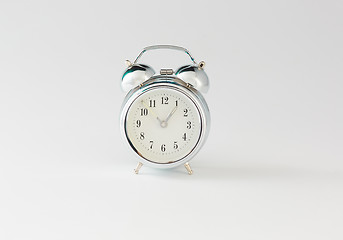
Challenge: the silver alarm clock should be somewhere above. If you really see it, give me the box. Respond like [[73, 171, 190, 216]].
[[120, 45, 210, 174]]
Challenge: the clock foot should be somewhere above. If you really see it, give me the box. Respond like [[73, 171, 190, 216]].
[[184, 163, 193, 175], [134, 162, 143, 174]]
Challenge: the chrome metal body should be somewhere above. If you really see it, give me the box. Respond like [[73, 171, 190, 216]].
[[120, 76, 211, 169], [175, 65, 209, 93], [133, 45, 197, 64], [121, 45, 209, 93], [121, 64, 155, 92]]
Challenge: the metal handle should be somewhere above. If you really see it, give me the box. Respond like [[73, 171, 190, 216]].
[[133, 45, 197, 65]]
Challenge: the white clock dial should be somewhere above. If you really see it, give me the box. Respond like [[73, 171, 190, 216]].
[[125, 88, 202, 164]]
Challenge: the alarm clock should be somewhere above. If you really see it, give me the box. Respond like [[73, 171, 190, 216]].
[[120, 45, 210, 174]]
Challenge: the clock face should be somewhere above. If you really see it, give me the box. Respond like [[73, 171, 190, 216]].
[[124, 87, 202, 164]]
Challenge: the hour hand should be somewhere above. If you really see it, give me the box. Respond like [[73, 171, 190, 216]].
[[156, 116, 162, 124]]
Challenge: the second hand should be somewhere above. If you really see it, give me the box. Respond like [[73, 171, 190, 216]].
[[141, 100, 162, 124]]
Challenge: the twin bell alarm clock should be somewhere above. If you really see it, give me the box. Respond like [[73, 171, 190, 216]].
[[120, 45, 210, 175]]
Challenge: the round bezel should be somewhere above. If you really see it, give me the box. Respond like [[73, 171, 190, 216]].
[[120, 76, 210, 169]]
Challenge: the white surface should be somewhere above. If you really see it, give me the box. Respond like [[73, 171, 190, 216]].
[[125, 88, 202, 164], [0, 0, 342, 239]]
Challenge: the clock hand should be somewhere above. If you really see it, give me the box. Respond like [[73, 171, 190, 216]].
[[163, 106, 178, 126], [141, 100, 163, 124]]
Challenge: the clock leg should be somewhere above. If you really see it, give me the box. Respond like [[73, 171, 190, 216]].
[[184, 163, 193, 175], [134, 162, 143, 174]]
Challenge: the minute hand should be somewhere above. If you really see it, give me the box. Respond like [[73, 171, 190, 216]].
[[164, 106, 178, 124]]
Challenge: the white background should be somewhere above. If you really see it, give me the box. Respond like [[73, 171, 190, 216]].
[[0, 0, 342, 239]]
